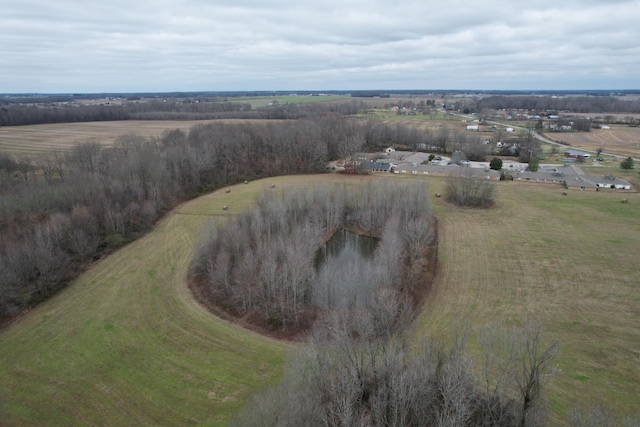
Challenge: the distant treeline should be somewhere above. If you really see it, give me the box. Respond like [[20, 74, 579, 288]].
[[0, 99, 364, 127], [351, 91, 391, 98], [0, 113, 374, 319], [471, 95, 640, 114]]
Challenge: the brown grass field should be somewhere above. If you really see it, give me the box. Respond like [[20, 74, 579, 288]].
[[0, 120, 275, 155], [1, 173, 639, 425], [543, 126, 640, 158]]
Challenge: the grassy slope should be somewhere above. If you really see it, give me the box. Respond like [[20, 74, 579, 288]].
[[1, 174, 639, 425], [0, 180, 292, 426], [418, 179, 640, 422]]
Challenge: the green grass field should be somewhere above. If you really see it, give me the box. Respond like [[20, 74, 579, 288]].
[[417, 179, 640, 423], [239, 95, 350, 108], [0, 179, 296, 426], [1, 174, 639, 425]]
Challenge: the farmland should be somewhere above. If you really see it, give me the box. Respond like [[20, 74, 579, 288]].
[[1, 173, 639, 425], [0, 119, 272, 155], [236, 94, 350, 108], [543, 126, 640, 158]]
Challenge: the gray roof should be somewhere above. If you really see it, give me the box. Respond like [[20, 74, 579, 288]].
[[360, 161, 392, 171]]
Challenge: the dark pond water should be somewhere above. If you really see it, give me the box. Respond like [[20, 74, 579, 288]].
[[314, 229, 379, 271], [312, 229, 380, 308]]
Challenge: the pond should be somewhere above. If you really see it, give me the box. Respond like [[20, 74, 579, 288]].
[[312, 229, 380, 308]]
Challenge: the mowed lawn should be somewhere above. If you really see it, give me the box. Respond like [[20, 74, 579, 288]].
[[0, 178, 298, 426], [1, 174, 639, 425]]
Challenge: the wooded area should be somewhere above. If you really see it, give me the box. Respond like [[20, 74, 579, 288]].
[[0, 98, 363, 126], [469, 95, 640, 115], [231, 310, 560, 427], [0, 112, 378, 318], [189, 181, 436, 331]]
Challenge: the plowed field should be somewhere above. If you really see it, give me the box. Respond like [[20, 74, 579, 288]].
[[0, 120, 273, 155]]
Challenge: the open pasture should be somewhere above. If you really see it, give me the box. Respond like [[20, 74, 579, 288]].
[[1, 174, 639, 425], [418, 179, 640, 422], [375, 117, 480, 133], [0, 179, 295, 426], [544, 126, 640, 158]]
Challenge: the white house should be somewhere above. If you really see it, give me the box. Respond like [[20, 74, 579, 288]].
[[506, 127, 514, 132], [466, 125, 479, 131]]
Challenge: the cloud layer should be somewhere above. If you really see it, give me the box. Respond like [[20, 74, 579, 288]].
[[2, 0, 639, 92]]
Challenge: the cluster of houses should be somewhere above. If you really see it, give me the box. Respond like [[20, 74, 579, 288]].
[[339, 147, 632, 191]]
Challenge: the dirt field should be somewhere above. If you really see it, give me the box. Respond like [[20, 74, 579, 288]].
[[0, 120, 274, 155], [1, 174, 639, 425], [543, 126, 640, 158]]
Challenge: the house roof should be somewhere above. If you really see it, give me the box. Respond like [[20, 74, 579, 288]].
[[360, 161, 392, 171], [565, 150, 590, 157]]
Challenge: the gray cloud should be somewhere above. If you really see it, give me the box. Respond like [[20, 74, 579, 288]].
[[1, 0, 639, 92]]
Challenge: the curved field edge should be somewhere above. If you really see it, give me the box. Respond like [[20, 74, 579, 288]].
[[1, 174, 639, 425], [0, 177, 307, 426]]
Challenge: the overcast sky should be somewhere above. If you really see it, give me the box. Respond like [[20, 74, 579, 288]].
[[2, 0, 639, 93]]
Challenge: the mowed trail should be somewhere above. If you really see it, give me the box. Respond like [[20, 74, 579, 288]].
[[0, 178, 299, 426], [417, 180, 640, 419]]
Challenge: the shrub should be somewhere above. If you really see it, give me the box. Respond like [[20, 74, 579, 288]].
[[620, 156, 634, 170], [489, 157, 503, 170], [445, 173, 496, 207], [105, 233, 125, 250]]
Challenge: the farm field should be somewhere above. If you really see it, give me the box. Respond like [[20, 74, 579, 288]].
[[0, 119, 275, 155], [1, 174, 639, 425], [237, 94, 350, 108], [543, 126, 640, 158]]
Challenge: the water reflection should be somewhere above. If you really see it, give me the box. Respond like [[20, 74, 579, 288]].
[[315, 229, 378, 269], [312, 229, 380, 308]]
